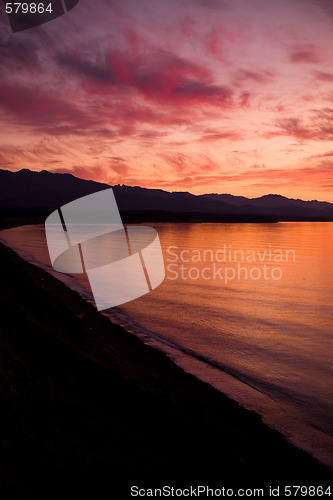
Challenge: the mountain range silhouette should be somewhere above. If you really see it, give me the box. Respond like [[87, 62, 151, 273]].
[[1, 168, 333, 223]]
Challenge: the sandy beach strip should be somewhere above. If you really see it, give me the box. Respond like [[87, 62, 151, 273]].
[[0, 241, 332, 498]]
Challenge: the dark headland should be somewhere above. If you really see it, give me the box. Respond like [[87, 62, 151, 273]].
[[0, 240, 332, 499]]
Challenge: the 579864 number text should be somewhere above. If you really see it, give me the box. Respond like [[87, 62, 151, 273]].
[[5, 3, 53, 14]]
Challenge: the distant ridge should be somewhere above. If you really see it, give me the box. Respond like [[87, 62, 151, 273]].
[[1, 168, 333, 223]]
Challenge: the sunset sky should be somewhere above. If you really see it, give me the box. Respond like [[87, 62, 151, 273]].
[[1, 0, 333, 200]]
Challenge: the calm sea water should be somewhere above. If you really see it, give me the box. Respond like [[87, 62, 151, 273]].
[[1, 222, 333, 469]]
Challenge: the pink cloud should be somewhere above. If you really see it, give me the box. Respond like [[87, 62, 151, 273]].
[[274, 109, 333, 142], [57, 48, 234, 107], [313, 70, 333, 82], [0, 83, 94, 133], [289, 44, 320, 64], [198, 128, 241, 141]]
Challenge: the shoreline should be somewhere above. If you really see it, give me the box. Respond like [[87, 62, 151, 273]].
[[0, 240, 332, 497]]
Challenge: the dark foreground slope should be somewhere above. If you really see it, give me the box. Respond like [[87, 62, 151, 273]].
[[0, 242, 331, 499]]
